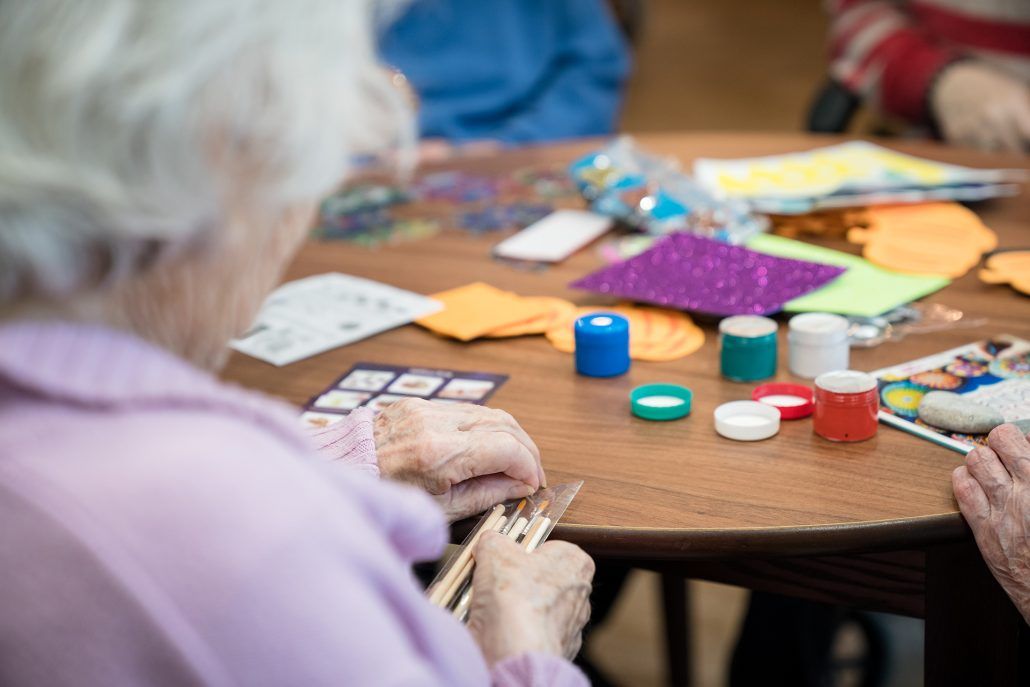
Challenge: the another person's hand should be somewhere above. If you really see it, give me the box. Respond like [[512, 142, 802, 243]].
[[931, 61, 1030, 153], [416, 138, 455, 164], [467, 531, 594, 665], [373, 398, 545, 521], [417, 138, 503, 164], [952, 424, 1030, 624]]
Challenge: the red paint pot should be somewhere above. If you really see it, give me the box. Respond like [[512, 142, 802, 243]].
[[813, 370, 879, 442]]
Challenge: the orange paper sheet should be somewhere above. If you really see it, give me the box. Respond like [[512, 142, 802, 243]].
[[416, 282, 554, 341], [485, 297, 578, 338]]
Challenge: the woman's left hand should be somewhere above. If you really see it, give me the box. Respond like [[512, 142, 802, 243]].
[[373, 398, 545, 521]]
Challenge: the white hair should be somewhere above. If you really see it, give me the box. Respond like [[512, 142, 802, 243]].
[[0, 0, 411, 303]]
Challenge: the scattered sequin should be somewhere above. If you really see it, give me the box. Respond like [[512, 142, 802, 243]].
[[459, 203, 553, 234]]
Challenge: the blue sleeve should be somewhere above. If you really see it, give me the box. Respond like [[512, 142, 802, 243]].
[[490, 0, 631, 143]]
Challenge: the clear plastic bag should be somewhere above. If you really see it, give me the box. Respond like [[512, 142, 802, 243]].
[[426, 481, 583, 623], [847, 302, 988, 348], [569, 136, 768, 244]]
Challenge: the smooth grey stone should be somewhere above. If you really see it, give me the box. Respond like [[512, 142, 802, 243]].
[[917, 391, 1005, 434], [1013, 418, 1030, 435]]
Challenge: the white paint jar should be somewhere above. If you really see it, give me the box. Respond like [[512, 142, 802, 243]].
[[788, 313, 849, 379]]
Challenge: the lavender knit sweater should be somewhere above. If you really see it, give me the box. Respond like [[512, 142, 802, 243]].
[[0, 321, 585, 686]]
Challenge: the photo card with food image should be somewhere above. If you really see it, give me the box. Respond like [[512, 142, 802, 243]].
[[301, 361, 508, 425]]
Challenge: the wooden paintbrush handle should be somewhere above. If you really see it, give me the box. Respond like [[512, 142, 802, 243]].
[[428, 504, 505, 605], [453, 514, 533, 619], [522, 517, 552, 552], [435, 510, 507, 607]]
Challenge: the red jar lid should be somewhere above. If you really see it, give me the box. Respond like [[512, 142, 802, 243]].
[[752, 383, 815, 420]]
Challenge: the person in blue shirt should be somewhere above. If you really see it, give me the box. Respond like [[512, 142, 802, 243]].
[[379, 0, 631, 145]]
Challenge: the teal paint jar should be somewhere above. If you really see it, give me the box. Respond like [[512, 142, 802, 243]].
[[719, 315, 778, 382]]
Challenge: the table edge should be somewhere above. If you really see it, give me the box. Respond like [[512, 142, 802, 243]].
[[553, 511, 968, 559]]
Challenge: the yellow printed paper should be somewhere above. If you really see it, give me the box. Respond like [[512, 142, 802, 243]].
[[416, 282, 552, 341], [694, 141, 1014, 201]]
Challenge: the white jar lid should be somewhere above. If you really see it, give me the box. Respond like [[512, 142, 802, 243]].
[[713, 401, 781, 441], [814, 370, 877, 394], [719, 315, 778, 338], [788, 313, 849, 345]]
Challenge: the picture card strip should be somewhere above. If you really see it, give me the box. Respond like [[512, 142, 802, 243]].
[[300, 362, 509, 429]]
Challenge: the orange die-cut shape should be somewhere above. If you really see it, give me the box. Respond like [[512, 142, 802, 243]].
[[847, 202, 997, 278], [979, 251, 1030, 296], [544, 304, 704, 361]]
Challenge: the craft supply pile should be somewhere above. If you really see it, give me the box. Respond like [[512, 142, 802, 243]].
[[237, 137, 1029, 463]]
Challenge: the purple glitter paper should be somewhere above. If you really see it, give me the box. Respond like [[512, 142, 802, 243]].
[[569, 233, 846, 317]]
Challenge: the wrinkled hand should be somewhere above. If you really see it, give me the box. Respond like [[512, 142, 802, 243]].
[[373, 398, 545, 521], [417, 138, 502, 164], [467, 531, 594, 665], [416, 139, 455, 164], [931, 61, 1030, 152], [952, 424, 1030, 624]]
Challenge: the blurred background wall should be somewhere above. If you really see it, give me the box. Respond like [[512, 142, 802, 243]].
[[617, 0, 829, 132]]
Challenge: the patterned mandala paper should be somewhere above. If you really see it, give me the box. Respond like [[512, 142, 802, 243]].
[[990, 353, 1030, 380], [945, 358, 989, 378], [880, 381, 928, 419], [910, 370, 962, 390]]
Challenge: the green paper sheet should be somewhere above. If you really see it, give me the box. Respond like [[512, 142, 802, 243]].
[[746, 234, 950, 317]]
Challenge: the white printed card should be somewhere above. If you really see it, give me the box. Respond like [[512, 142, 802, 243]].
[[231, 273, 441, 366], [493, 209, 612, 263]]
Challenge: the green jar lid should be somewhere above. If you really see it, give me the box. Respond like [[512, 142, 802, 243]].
[[631, 383, 693, 421]]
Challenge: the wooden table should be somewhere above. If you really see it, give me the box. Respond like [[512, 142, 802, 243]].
[[223, 133, 1030, 686]]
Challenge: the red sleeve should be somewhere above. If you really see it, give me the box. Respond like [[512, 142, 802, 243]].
[[826, 0, 962, 124]]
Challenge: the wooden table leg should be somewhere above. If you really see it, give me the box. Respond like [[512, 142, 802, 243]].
[[925, 540, 1028, 686], [661, 572, 692, 687]]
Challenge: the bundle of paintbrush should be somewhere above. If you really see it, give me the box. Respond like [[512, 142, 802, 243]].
[[426, 481, 583, 623]]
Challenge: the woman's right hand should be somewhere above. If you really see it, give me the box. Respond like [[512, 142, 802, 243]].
[[466, 531, 595, 666], [373, 398, 545, 522]]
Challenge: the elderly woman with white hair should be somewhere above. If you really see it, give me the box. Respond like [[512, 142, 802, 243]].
[[0, 1, 595, 685]]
